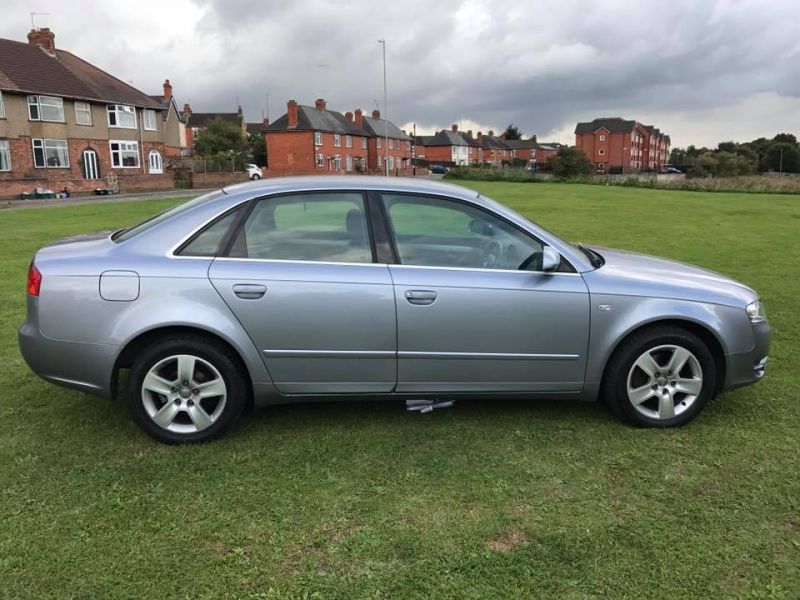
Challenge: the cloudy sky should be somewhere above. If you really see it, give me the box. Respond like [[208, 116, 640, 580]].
[[4, 0, 800, 147]]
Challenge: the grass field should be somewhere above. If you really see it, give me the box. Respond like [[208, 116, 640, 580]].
[[0, 183, 798, 599]]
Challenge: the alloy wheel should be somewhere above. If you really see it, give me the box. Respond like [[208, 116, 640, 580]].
[[626, 344, 703, 420]]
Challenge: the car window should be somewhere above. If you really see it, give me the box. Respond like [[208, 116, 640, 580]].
[[177, 206, 243, 256], [228, 192, 373, 263], [112, 190, 228, 242], [382, 194, 543, 270]]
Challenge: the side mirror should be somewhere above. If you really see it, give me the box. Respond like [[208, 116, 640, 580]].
[[542, 246, 560, 272]]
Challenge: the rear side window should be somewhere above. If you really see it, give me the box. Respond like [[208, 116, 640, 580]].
[[227, 192, 373, 263], [177, 206, 243, 256]]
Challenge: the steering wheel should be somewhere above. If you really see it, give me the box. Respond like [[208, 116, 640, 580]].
[[482, 241, 503, 268], [518, 250, 543, 271]]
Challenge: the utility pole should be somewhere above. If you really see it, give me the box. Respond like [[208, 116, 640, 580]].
[[412, 123, 417, 176], [779, 146, 784, 174], [378, 39, 388, 176]]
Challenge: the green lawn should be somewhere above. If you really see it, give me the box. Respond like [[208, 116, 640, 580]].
[[1, 184, 798, 599]]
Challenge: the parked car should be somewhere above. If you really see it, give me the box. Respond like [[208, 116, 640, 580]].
[[19, 177, 770, 443], [246, 164, 262, 180], [429, 164, 449, 174], [661, 166, 682, 174]]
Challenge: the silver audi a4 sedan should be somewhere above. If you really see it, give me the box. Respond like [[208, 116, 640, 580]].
[[18, 177, 770, 443]]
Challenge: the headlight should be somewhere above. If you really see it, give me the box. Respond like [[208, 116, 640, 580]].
[[746, 300, 767, 323]]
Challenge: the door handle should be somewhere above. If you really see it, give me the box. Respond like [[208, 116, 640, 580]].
[[405, 290, 437, 305], [232, 283, 267, 299]]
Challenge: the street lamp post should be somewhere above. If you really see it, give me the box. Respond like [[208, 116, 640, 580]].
[[378, 39, 388, 176]]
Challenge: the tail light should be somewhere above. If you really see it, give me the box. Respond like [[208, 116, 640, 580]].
[[27, 261, 42, 296]]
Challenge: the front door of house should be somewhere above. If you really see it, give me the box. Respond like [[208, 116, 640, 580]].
[[83, 149, 99, 180]]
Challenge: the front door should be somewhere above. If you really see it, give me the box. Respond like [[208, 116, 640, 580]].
[[379, 192, 590, 393], [208, 191, 396, 394], [82, 149, 99, 179]]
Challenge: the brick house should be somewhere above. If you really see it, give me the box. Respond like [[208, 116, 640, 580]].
[[147, 79, 188, 156], [265, 99, 371, 175], [359, 109, 412, 173], [575, 117, 670, 173], [184, 104, 246, 153], [415, 125, 473, 166], [506, 138, 537, 168], [477, 130, 512, 166], [0, 28, 180, 197]]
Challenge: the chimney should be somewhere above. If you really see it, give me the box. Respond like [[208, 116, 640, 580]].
[[488, 130, 494, 137], [451, 124, 458, 132], [467, 129, 473, 138], [163, 79, 173, 100], [315, 98, 326, 111], [372, 109, 381, 120], [27, 27, 56, 55], [263, 116, 269, 127], [287, 100, 298, 127], [183, 102, 192, 116], [345, 111, 353, 122], [354, 108, 363, 128], [477, 131, 483, 145]]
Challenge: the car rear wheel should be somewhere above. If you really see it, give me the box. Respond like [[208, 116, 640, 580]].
[[251, 173, 261, 180], [127, 336, 246, 443], [602, 326, 716, 427]]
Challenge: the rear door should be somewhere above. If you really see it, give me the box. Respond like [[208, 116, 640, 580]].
[[207, 191, 397, 394], [379, 192, 590, 393]]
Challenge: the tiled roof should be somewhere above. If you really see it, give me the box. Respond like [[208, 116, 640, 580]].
[[421, 130, 469, 146], [267, 105, 407, 139], [361, 116, 410, 140], [574, 117, 636, 134], [0, 37, 162, 108], [481, 135, 511, 150], [504, 139, 536, 149]]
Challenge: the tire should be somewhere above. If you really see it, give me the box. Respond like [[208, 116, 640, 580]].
[[602, 325, 716, 428], [251, 174, 261, 180], [127, 335, 247, 444]]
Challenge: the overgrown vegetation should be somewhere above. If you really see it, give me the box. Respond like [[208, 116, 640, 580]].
[[671, 133, 800, 177], [1, 186, 798, 598]]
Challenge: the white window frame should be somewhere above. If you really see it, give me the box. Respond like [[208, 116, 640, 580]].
[[316, 153, 324, 167], [143, 109, 158, 131], [361, 137, 367, 149], [0, 139, 10, 171], [333, 134, 341, 147], [377, 138, 382, 149], [32, 138, 69, 168], [109, 140, 140, 168], [599, 148, 606, 155], [148, 149, 163, 174], [314, 131, 323, 146], [345, 135, 352, 148], [388, 139, 394, 150], [334, 154, 341, 170], [599, 134, 606, 141], [28, 95, 65, 122], [107, 104, 137, 129], [74, 101, 92, 126], [0, 92, 5, 119]]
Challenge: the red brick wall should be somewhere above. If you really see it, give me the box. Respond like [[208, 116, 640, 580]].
[[266, 130, 372, 175], [576, 131, 633, 171], [368, 137, 412, 172], [188, 171, 249, 188], [417, 145, 453, 164]]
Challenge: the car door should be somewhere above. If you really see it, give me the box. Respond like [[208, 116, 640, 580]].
[[208, 191, 396, 394], [379, 192, 590, 394]]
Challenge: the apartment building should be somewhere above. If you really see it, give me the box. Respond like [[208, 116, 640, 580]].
[[574, 117, 670, 172]]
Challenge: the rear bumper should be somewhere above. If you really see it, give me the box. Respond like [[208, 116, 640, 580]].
[[723, 321, 771, 391], [18, 320, 119, 399]]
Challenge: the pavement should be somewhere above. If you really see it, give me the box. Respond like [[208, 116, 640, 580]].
[[1, 188, 215, 210]]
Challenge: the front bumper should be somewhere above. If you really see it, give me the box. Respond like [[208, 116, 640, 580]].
[[723, 320, 771, 391], [18, 320, 119, 399]]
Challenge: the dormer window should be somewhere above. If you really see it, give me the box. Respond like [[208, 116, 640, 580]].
[[28, 95, 65, 122], [107, 104, 137, 128]]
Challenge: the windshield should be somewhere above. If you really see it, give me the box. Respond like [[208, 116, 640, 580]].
[[111, 190, 228, 242]]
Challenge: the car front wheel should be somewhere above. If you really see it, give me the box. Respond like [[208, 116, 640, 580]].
[[602, 326, 716, 427], [250, 173, 261, 180], [127, 336, 246, 443]]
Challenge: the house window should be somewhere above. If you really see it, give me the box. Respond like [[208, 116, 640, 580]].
[[28, 95, 64, 122], [107, 104, 137, 128], [32, 139, 69, 168], [599, 149, 606, 155], [388, 139, 394, 149], [75, 101, 92, 125], [143, 109, 158, 131], [334, 155, 341, 170], [346, 155, 353, 171], [599, 134, 606, 141], [0, 139, 10, 171], [334, 134, 341, 147], [316, 153, 324, 167], [377, 138, 382, 149], [345, 135, 352, 148], [406, 141, 411, 150], [0, 92, 5, 118], [388, 156, 394, 170], [361, 137, 367, 149], [314, 132, 322, 146], [109, 140, 140, 167], [148, 150, 163, 173]]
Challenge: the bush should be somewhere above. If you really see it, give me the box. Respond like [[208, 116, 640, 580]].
[[551, 147, 592, 178]]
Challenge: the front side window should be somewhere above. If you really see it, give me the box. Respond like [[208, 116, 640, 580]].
[[28, 95, 64, 122], [143, 109, 158, 131], [110, 140, 140, 167], [345, 135, 352, 148], [0, 139, 10, 171], [107, 104, 137, 128], [333, 134, 341, 147], [32, 139, 69, 168], [361, 137, 367, 149], [75, 101, 92, 125], [148, 150, 163, 173], [377, 138, 382, 149], [228, 193, 372, 264], [346, 155, 353, 171], [388, 139, 394, 149], [314, 131, 322, 145], [316, 153, 324, 167], [382, 194, 543, 271]]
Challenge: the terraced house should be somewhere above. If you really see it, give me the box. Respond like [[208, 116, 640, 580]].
[[0, 28, 184, 197]]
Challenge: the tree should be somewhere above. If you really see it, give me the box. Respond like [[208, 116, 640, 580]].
[[717, 141, 737, 153], [502, 124, 522, 140], [551, 147, 592, 178], [763, 143, 800, 173], [248, 131, 266, 167], [773, 132, 798, 146], [669, 148, 689, 168], [193, 117, 247, 157]]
